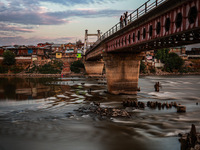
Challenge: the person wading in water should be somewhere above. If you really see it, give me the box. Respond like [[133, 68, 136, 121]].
[[154, 82, 161, 92]]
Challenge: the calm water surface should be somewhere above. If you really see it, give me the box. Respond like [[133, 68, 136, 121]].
[[0, 75, 200, 150]]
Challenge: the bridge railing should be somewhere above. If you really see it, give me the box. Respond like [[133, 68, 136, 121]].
[[86, 0, 166, 55]]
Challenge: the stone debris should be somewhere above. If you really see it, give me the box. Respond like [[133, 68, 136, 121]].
[[122, 100, 145, 109], [147, 101, 179, 110], [122, 100, 186, 112], [179, 124, 200, 150], [177, 105, 186, 113], [75, 102, 130, 118]]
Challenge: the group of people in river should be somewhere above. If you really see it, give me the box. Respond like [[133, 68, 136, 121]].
[[120, 11, 128, 29]]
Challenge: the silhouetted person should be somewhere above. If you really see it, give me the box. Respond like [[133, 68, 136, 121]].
[[120, 15, 123, 29], [154, 82, 161, 92], [124, 11, 128, 26]]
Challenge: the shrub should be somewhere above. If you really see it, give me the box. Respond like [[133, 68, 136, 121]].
[[10, 66, 24, 73], [26, 60, 63, 74], [71, 60, 84, 68], [165, 53, 184, 72], [140, 60, 146, 73], [0, 65, 8, 73], [38, 63, 61, 74], [70, 65, 80, 73], [3, 50, 15, 66], [53, 60, 63, 69], [70, 60, 84, 73], [150, 68, 156, 73], [155, 48, 169, 63]]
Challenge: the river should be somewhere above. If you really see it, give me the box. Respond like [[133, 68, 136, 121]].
[[0, 75, 200, 150]]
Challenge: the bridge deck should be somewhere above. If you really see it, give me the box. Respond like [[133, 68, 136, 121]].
[[86, 0, 200, 60]]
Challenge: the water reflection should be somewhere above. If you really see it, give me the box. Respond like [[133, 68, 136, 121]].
[[0, 78, 65, 100], [0, 75, 200, 150]]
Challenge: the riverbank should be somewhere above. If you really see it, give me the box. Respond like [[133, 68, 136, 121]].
[[0, 71, 200, 78], [0, 73, 62, 77], [0, 73, 85, 77], [140, 71, 200, 76]]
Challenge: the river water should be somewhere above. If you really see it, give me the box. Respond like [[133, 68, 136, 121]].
[[0, 75, 200, 150]]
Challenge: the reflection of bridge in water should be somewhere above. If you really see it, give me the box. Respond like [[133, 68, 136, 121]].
[[84, 0, 200, 95]]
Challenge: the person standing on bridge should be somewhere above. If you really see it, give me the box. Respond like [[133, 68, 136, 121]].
[[124, 11, 128, 26], [120, 15, 123, 29]]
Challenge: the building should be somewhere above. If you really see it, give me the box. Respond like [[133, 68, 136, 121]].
[[186, 48, 200, 59], [169, 47, 187, 60], [37, 42, 53, 48], [62, 43, 78, 63]]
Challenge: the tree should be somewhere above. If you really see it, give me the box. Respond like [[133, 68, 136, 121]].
[[140, 60, 146, 73], [3, 50, 15, 66], [155, 48, 169, 63], [76, 40, 83, 48], [70, 60, 84, 73], [165, 52, 184, 72]]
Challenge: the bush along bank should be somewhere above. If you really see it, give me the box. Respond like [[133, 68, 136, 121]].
[[70, 60, 85, 73], [26, 60, 63, 74], [140, 49, 200, 75]]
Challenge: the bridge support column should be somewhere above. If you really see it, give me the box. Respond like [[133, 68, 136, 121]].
[[84, 61, 104, 76], [103, 53, 143, 95]]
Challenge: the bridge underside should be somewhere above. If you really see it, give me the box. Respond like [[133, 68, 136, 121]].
[[108, 28, 200, 53], [86, 28, 200, 61]]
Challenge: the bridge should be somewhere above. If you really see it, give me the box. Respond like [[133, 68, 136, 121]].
[[84, 0, 200, 94]]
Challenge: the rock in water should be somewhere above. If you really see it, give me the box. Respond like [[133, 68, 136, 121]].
[[179, 124, 200, 150], [177, 105, 186, 113]]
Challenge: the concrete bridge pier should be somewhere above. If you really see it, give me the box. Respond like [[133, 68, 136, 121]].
[[84, 61, 104, 76], [103, 53, 144, 95]]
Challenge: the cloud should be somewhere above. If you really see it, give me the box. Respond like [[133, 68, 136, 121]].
[[47, 9, 124, 19], [0, 7, 123, 26], [0, 11, 69, 25], [0, 23, 35, 33], [0, 36, 78, 46], [0, 0, 124, 45], [26, 0, 120, 6], [0, 0, 123, 25]]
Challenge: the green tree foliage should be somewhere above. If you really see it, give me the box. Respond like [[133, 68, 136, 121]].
[[165, 53, 184, 72], [0, 65, 8, 73], [10, 66, 24, 73], [76, 40, 82, 47], [155, 49, 184, 72], [53, 60, 63, 69], [3, 50, 16, 66], [38, 63, 61, 74], [140, 60, 146, 73], [70, 60, 84, 73], [26, 60, 63, 74], [155, 48, 169, 63]]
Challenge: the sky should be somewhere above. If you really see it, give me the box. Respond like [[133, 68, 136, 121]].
[[0, 0, 151, 46], [0, 0, 199, 49]]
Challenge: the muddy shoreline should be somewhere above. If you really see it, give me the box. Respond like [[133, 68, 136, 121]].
[[0, 73, 84, 77], [0, 71, 200, 78], [140, 72, 200, 76]]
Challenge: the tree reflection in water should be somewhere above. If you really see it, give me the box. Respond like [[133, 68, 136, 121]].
[[0, 77, 60, 101]]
